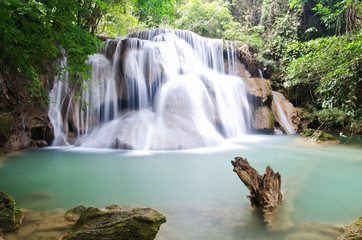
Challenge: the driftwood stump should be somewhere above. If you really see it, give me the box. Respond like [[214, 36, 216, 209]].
[[231, 157, 282, 214]]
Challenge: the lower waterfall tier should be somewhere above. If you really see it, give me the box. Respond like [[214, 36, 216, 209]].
[[48, 29, 252, 150]]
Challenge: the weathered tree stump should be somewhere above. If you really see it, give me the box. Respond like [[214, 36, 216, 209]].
[[231, 157, 282, 214]]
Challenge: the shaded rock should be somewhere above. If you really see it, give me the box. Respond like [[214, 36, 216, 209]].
[[0, 191, 24, 233], [234, 41, 262, 78], [0, 114, 13, 150], [231, 157, 282, 214], [65, 205, 87, 221], [300, 129, 340, 144], [252, 106, 275, 133], [62, 206, 166, 240], [337, 217, 362, 240]]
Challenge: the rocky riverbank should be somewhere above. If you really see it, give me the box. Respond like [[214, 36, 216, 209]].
[[0, 191, 166, 240]]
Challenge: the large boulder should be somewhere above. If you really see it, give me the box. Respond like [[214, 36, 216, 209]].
[[337, 217, 362, 240], [252, 106, 275, 133], [62, 206, 166, 240], [0, 191, 24, 233]]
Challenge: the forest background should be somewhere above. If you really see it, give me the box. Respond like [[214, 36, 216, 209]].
[[0, 0, 361, 134]]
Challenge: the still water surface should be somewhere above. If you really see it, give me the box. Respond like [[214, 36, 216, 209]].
[[1, 135, 361, 239]]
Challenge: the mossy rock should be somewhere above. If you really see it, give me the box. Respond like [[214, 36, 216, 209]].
[[65, 205, 87, 221], [0, 191, 24, 233], [268, 110, 275, 129], [337, 217, 362, 240], [0, 114, 14, 148], [300, 129, 339, 143], [62, 206, 166, 240]]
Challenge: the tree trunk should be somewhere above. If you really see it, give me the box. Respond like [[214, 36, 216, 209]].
[[231, 157, 282, 214]]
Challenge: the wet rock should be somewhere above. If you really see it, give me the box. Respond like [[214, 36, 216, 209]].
[[0, 191, 24, 233], [300, 129, 340, 143], [337, 217, 362, 240], [62, 206, 166, 240], [231, 157, 282, 215], [64, 205, 87, 221], [252, 106, 275, 133], [271, 91, 300, 134], [234, 62, 275, 133]]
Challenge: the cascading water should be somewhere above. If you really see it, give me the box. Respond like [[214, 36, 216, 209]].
[[49, 29, 252, 150], [271, 91, 295, 135]]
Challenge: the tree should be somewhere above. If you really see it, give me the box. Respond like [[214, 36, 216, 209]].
[[0, 0, 101, 99], [175, 0, 234, 38], [133, 0, 177, 27], [283, 30, 362, 133]]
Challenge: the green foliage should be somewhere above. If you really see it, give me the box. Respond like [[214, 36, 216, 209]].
[[0, 0, 101, 100], [175, 0, 234, 38], [264, 12, 300, 61], [98, 3, 141, 36], [313, 0, 362, 33], [284, 30, 362, 132], [224, 24, 265, 49], [134, 0, 176, 27]]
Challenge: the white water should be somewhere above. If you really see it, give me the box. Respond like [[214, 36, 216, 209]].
[[272, 91, 295, 135], [49, 29, 252, 150]]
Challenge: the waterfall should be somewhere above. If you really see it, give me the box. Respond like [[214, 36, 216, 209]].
[[271, 91, 295, 135], [49, 29, 252, 150]]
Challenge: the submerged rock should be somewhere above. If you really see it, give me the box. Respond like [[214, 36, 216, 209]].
[[337, 217, 362, 240], [231, 157, 282, 214], [0, 191, 24, 233], [300, 129, 340, 143], [62, 206, 166, 240]]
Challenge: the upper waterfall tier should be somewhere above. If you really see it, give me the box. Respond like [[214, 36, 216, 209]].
[[48, 29, 252, 150]]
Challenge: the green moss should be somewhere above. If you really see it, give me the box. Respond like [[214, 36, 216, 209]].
[[268, 110, 275, 128], [300, 129, 339, 142], [0, 114, 13, 148], [0, 191, 24, 232], [338, 217, 362, 240], [300, 129, 314, 138], [63, 207, 166, 240]]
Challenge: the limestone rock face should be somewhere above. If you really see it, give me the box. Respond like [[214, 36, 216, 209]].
[[252, 106, 274, 133], [337, 217, 362, 240], [231, 157, 282, 214], [62, 206, 166, 240], [232, 60, 275, 133], [245, 77, 272, 105], [0, 191, 24, 233]]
